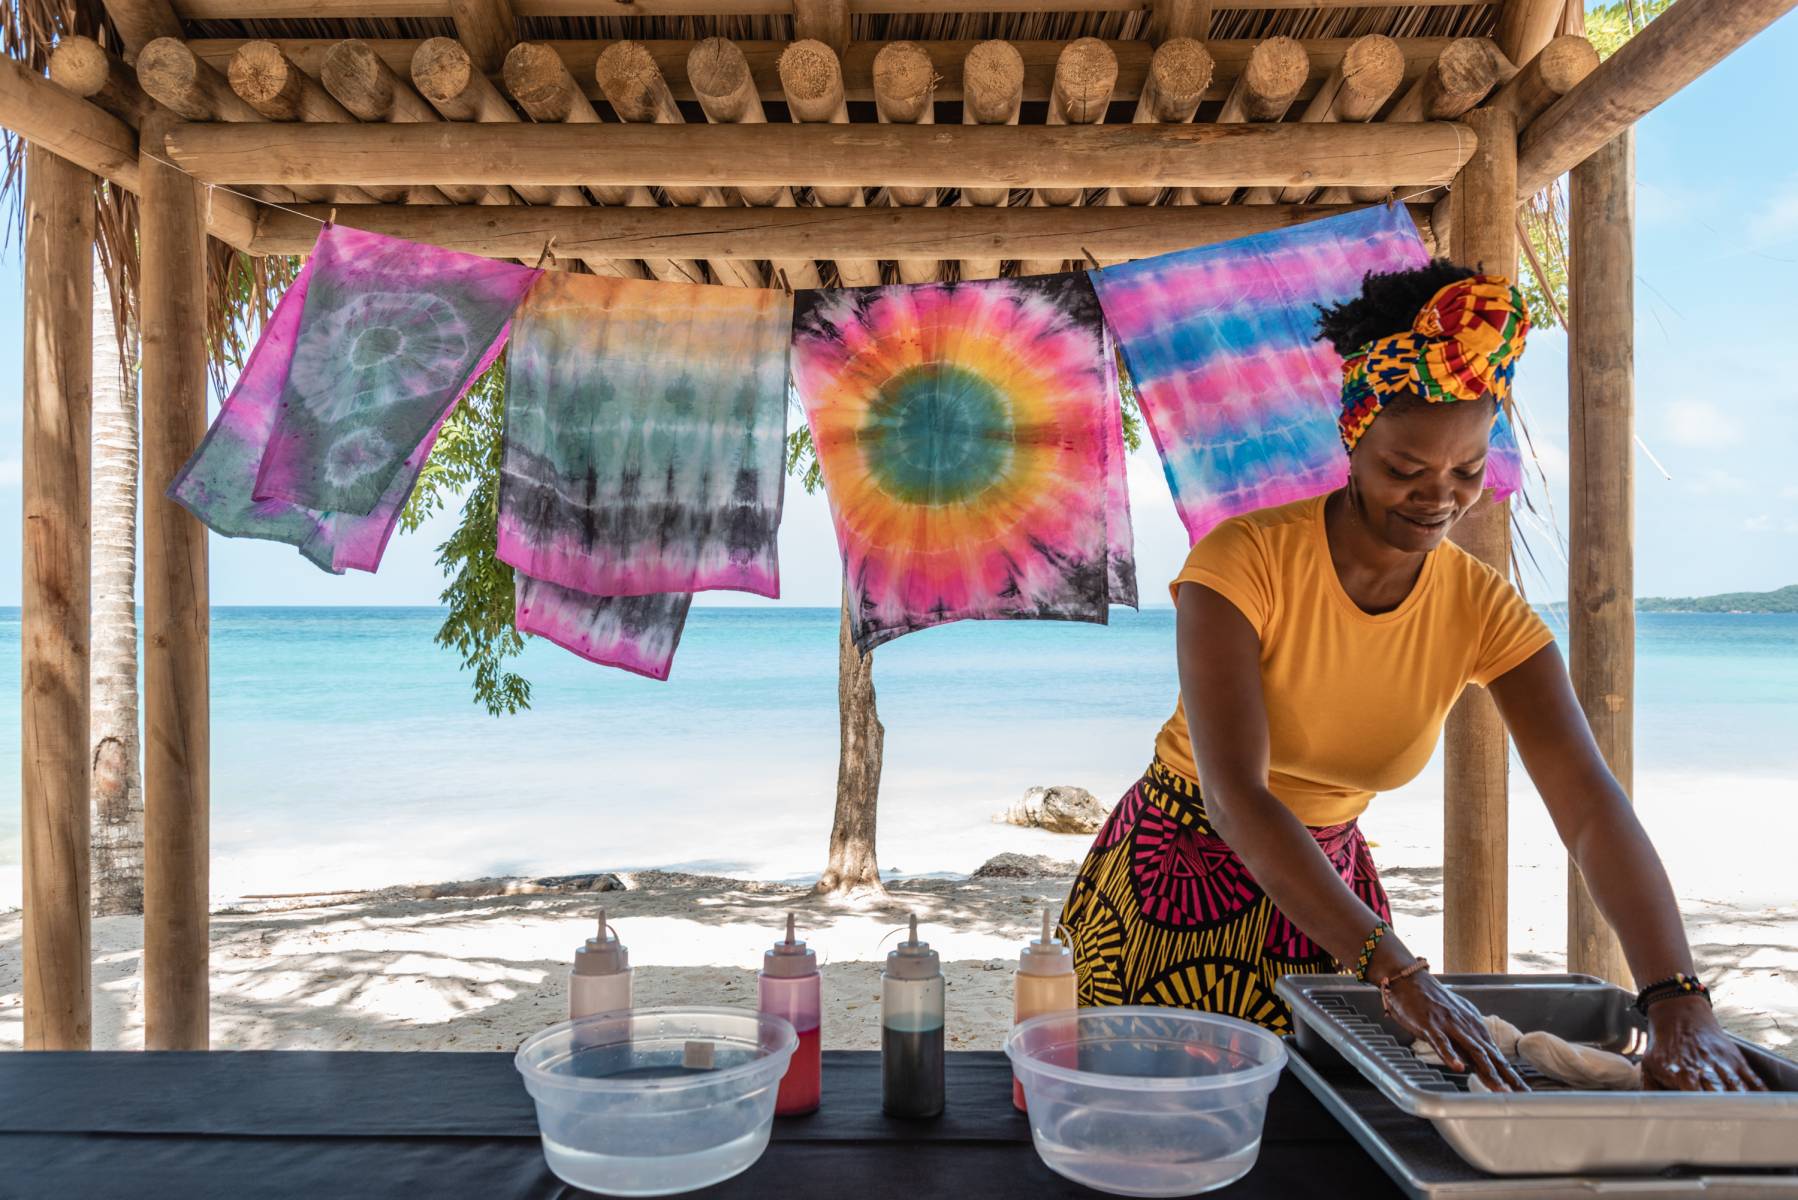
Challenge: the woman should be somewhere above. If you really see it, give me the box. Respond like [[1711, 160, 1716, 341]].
[[1060, 262, 1764, 1093]]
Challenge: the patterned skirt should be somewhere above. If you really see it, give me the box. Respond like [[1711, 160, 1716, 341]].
[[1056, 759, 1391, 1037]]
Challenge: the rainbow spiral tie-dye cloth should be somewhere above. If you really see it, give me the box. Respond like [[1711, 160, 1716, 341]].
[[498, 271, 792, 679], [251, 224, 542, 518], [1088, 205, 1524, 545], [790, 272, 1137, 653]]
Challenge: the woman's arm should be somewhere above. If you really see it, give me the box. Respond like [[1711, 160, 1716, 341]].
[[1488, 644, 1765, 1091], [1177, 582, 1526, 1089]]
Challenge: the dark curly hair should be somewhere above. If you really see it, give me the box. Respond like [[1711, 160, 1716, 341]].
[[1313, 259, 1477, 358]]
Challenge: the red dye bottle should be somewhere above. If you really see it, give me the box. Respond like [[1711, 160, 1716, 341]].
[[760, 913, 822, 1116]]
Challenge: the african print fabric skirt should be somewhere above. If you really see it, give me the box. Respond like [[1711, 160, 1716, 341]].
[[1058, 759, 1390, 1037]]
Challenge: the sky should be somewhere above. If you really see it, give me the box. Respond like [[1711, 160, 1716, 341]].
[[1, 12, 1794, 608]]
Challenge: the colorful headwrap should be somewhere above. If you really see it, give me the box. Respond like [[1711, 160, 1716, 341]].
[[1337, 274, 1531, 454]]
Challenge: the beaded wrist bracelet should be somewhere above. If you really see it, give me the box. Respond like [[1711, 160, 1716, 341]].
[[1378, 957, 1430, 1016], [1352, 921, 1389, 982], [1634, 973, 1711, 1016]]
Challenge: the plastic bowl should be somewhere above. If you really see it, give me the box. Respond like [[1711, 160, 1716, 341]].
[[514, 1006, 798, 1197], [1004, 1007, 1288, 1197]]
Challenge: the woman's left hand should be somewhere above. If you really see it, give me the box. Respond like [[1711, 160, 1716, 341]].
[[1642, 996, 1767, 1091]]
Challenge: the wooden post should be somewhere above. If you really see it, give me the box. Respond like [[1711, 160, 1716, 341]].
[[139, 112, 211, 1051], [22, 144, 94, 1052], [1443, 105, 1518, 976], [1567, 128, 1635, 987]]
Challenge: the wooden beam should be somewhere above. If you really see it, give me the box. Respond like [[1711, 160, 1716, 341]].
[[1567, 127, 1635, 988], [1517, 0, 1796, 200], [187, 37, 1468, 106], [1189, 35, 1306, 203], [958, 39, 1024, 280], [1148, 0, 1210, 43], [1347, 36, 1503, 202], [139, 111, 211, 1052], [21, 142, 94, 1053], [1442, 104, 1517, 977], [227, 42, 395, 204], [1494, 0, 1567, 71], [873, 40, 940, 282], [101, 0, 182, 59], [792, 0, 850, 57], [1, 55, 143, 195], [164, 118, 1478, 191], [685, 37, 819, 287], [450, 0, 519, 75], [1241, 33, 1402, 205], [777, 39, 879, 287], [1116, 37, 1212, 206], [249, 198, 1437, 257], [1487, 33, 1597, 125], [49, 35, 156, 125]]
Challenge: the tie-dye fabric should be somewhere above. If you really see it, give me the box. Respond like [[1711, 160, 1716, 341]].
[[497, 271, 791, 599], [498, 271, 791, 679], [790, 273, 1136, 653], [1089, 205, 1524, 545], [253, 224, 541, 516], [169, 249, 462, 574]]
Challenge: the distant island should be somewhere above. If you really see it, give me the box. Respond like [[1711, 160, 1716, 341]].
[[1637, 584, 1798, 614]]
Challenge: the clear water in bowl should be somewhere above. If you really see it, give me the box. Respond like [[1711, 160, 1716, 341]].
[[541, 1124, 772, 1197]]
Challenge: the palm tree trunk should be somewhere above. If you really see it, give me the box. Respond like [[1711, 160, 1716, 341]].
[[90, 254, 144, 917], [813, 586, 886, 896]]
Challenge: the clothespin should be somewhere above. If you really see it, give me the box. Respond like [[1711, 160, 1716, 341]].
[[534, 236, 559, 269], [326, 207, 337, 228], [774, 266, 793, 296], [1080, 245, 1103, 273]]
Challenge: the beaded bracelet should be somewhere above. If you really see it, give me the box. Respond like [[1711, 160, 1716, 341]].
[[1352, 921, 1389, 982], [1378, 957, 1431, 1016], [1634, 973, 1711, 1016]]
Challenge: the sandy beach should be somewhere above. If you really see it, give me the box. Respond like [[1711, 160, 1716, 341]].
[[4, 830, 1793, 1056]]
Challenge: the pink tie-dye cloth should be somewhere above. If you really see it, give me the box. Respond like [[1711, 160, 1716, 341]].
[[1089, 204, 1524, 545], [169, 225, 539, 573]]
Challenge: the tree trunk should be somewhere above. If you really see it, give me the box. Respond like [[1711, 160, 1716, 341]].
[[90, 254, 145, 917], [813, 587, 886, 896]]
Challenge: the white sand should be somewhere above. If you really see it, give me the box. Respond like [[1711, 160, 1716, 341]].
[[3, 846, 1793, 1056]]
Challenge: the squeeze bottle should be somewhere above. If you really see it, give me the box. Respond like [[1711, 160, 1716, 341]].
[[881, 913, 945, 1119], [760, 912, 823, 1116], [1012, 907, 1077, 1112], [568, 908, 632, 1020]]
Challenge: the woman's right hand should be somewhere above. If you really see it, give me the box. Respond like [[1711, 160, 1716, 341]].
[[1380, 966, 1531, 1092]]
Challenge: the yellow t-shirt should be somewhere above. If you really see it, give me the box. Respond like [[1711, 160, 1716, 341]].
[[1153, 493, 1555, 827]]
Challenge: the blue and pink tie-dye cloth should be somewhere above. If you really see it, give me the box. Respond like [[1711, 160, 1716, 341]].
[[1089, 204, 1524, 544]]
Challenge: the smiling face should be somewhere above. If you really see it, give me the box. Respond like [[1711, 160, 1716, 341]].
[[1347, 395, 1496, 552]]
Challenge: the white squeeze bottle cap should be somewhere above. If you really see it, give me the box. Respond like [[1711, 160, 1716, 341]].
[[1019, 908, 1073, 977], [885, 913, 941, 981], [574, 907, 629, 977], [763, 912, 818, 978]]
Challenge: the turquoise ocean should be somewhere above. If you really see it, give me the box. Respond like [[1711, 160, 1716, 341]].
[[1, 608, 1795, 904]]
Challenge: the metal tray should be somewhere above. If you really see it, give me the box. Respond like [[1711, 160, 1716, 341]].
[[1275, 973, 1798, 1177]]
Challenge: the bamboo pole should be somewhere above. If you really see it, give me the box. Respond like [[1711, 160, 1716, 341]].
[[778, 39, 880, 287], [50, 35, 156, 125], [139, 110, 211, 1051], [872, 41, 941, 283], [226, 42, 401, 204], [98, 0, 181, 59], [21, 142, 94, 1053], [1114, 38, 1212, 207], [1442, 104, 1517, 977], [320, 39, 511, 206], [958, 39, 1024, 281], [1240, 33, 1401, 205], [792, 0, 850, 57], [499, 42, 671, 279], [1516, 0, 1796, 201], [249, 198, 1435, 258], [164, 119, 1479, 192], [686, 38, 821, 288], [1187, 35, 1307, 205], [1022, 37, 1117, 276], [1567, 127, 1635, 988], [1345, 37, 1504, 203], [595, 40, 763, 287], [449, 0, 519, 75]]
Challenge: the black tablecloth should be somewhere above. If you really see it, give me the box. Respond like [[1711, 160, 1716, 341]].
[[0, 1050, 1401, 1199]]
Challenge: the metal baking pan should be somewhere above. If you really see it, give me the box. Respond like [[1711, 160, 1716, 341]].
[[1276, 973, 1798, 1176]]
